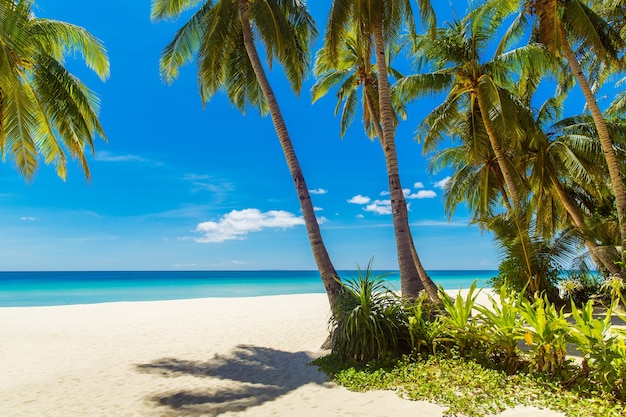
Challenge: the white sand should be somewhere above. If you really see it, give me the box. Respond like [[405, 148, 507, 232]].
[[0, 293, 565, 417]]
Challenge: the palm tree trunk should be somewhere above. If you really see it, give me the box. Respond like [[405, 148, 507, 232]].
[[561, 32, 626, 273], [475, 88, 521, 208], [237, 0, 342, 306], [372, 21, 424, 300], [551, 178, 622, 276], [364, 88, 438, 301]]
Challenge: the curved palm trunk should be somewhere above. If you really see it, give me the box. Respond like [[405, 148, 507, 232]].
[[372, 22, 424, 300], [238, 0, 341, 306], [551, 178, 623, 276], [363, 88, 439, 301], [475, 89, 521, 208], [561, 33, 626, 273]]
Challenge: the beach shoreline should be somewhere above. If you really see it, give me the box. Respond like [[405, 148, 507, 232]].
[[0, 292, 564, 416]]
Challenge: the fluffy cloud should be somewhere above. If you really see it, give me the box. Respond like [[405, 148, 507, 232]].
[[314, 206, 323, 211], [434, 177, 451, 189], [348, 194, 371, 205], [194, 209, 304, 243], [364, 200, 392, 215], [309, 188, 328, 195], [20, 216, 36, 221], [415, 190, 437, 199], [414, 182, 425, 189]]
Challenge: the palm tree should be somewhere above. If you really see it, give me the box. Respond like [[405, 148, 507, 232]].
[[151, 0, 342, 306], [396, 12, 551, 211], [0, 0, 109, 180], [482, 0, 626, 271], [322, 0, 436, 300], [312, 29, 441, 302]]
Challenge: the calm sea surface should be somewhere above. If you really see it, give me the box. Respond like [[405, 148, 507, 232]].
[[0, 270, 497, 307]]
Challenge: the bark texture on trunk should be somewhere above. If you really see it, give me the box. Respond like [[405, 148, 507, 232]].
[[475, 87, 520, 208], [238, 0, 342, 306], [372, 21, 424, 300], [562, 32, 626, 274]]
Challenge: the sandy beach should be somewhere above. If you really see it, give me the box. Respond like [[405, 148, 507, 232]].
[[0, 293, 565, 416]]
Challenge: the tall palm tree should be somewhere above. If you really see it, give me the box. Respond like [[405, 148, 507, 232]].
[[312, 29, 441, 302], [396, 13, 551, 211], [482, 0, 626, 271], [151, 0, 342, 306], [322, 0, 436, 300], [0, 0, 109, 180]]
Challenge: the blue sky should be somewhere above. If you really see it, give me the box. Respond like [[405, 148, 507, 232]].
[[0, 0, 501, 271]]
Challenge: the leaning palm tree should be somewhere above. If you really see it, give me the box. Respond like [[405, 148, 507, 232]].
[[481, 0, 626, 271], [151, 0, 342, 306], [322, 0, 436, 300], [0, 0, 109, 180]]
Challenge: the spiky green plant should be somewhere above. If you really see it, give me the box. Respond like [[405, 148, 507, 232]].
[[331, 266, 406, 363]]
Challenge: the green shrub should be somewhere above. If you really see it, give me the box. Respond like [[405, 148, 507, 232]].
[[473, 286, 524, 371], [404, 293, 448, 358], [331, 267, 407, 363]]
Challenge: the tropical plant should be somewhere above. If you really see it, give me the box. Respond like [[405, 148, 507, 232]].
[[568, 297, 626, 399], [0, 0, 109, 180], [331, 266, 407, 363], [151, 0, 342, 306], [321, 0, 435, 299], [473, 286, 524, 371], [518, 295, 571, 375], [312, 24, 441, 303], [480, 0, 626, 273], [438, 281, 482, 355], [404, 292, 447, 357]]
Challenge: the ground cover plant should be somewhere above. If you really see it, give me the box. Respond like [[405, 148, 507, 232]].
[[315, 274, 626, 417]]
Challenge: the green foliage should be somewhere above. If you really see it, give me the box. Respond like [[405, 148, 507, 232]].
[[558, 271, 602, 306], [473, 287, 524, 371], [331, 267, 407, 363], [438, 282, 482, 355], [315, 354, 626, 417], [319, 280, 626, 414], [404, 293, 448, 357], [569, 298, 626, 400], [518, 295, 572, 375]]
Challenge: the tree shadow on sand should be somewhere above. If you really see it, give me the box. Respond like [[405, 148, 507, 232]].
[[136, 344, 332, 416]]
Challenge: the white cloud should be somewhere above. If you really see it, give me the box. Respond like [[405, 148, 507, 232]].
[[364, 199, 392, 215], [96, 151, 151, 163], [356, 214, 365, 219], [434, 177, 451, 189], [309, 188, 328, 195], [380, 191, 390, 196], [314, 206, 323, 211], [194, 209, 304, 243], [20, 216, 36, 221], [348, 195, 371, 205], [415, 190, 437, 199], [414, 182, 425, 189]]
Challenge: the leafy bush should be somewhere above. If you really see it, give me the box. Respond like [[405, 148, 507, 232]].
[[330, 267, 407, 363], [404, 293, 448, 357]]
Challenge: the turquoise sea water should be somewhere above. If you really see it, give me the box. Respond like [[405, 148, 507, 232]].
[[0, 270, 497, 307]]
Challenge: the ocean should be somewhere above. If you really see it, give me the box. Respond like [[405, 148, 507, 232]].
[[0, 270, 497, 307]]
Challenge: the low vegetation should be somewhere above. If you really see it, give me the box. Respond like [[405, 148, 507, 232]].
[[314, 272, 626, 417]]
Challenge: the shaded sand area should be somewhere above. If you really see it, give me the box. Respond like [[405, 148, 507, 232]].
[[0, 293, 565, 416]]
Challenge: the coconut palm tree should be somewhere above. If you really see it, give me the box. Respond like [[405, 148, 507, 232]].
[[322, 0, 436, 300], [396, 12, 553, 211], [312, 29, 441, 302], [0, 0, 109, 180], [150, 0, 342, 306], [481, 0, 626, 271]]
